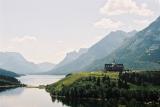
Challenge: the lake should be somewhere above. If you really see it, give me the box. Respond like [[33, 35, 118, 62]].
[[0, 75, 68, 107], [0, 75, 110, 107]]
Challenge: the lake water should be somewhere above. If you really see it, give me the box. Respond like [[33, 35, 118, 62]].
[[0, 75, 110, 107], [0, 75, 68, 107]]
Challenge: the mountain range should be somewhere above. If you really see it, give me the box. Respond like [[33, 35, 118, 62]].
[[37, 62, 56, 72], [54, 48, 88, 69], [0, 52, 55, 74], [85, 16, 160, 71], [48, 16, 160, 74], [47, 30, 136, 74], [1, 16, 160, 75]]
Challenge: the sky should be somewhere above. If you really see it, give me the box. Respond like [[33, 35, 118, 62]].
[[0, 0, 160, 64]]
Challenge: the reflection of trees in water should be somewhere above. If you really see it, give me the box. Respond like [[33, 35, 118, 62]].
[[52, 97, 119, 107], [51, 97, 159, 107], [0, 87, 24, 95]]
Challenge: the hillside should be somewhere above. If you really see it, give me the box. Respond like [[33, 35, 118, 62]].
[[46, 71, 160, 106], [46, 72, 118, 92], [48, 30, 136, 74], [86, 16, 160, 71], [0, 75, 22, 92], [0, 68, 20, 77], [53, 48, 88, 70]]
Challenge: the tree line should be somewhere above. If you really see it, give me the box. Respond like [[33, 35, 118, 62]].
[[49, 71, 160, 106]]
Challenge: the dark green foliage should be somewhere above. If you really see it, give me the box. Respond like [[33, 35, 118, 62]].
[[0, 75, 20, 86], [53, 97, 120, 107], [47, 71, 160, 106], [55, 75, 124, 99], [0, 75, 22, 92], [120, 71, 160, 85]]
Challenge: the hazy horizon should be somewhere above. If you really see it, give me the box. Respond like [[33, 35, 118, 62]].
[[0, 0, 160, 64]]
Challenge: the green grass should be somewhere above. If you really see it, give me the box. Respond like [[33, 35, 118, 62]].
[[46, 71, 160, 93], [46, 71, 119, 92]]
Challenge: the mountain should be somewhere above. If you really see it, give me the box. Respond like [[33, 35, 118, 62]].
[[48, 30, 136, 74], [37, 62, 55, 72], [0, 52, 39, 74], [54, 48, 88, 69], [0, 52, 55, 74], [86, 16, 160, 71], [0, 68, 20, 77]]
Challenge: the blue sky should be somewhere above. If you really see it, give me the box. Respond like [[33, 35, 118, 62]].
[[0, 0, 160, 64]]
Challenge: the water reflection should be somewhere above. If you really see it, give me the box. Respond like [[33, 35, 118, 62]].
[[17, 75, 65, 86], [51, 96, 159, 107], [0, 87, 24, 96], [0, 75, 157, 107], [0, 88, 67, 107], [52, 97, 118, 107], [0, 75, 66, 107]]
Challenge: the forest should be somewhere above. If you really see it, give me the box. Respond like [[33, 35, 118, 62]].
[[46, 71, 160, 106]]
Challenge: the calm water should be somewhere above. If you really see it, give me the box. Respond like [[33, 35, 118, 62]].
[[0, 75, 109, 107], [0, 75, 68, 107]]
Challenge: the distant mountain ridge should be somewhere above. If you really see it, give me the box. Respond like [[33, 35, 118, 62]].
[[2, 16, 160, 75], [54, 48, 88, 69], [0, 52, 55, 74], [0, 68, 20, 77], [47, 30, 136, 74], [37, 62, 56, 72], [85, 16, 160, 71]]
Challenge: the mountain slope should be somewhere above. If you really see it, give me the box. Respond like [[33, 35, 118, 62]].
[[37, 62, 56, 72], [86, 16, 160, 71], [0, 52, 40, 74], [0, 52, 55, 74], [0, 68, 20, 77], [54, 48, 88, 69], [48, 30, 136, 74]]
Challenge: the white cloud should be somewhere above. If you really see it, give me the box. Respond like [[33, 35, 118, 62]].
[[94, 18, 124, 29], [11, 36, 37, 43], [100, 0, 153, 16]]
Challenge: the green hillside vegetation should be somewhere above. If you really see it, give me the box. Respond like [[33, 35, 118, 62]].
[[46, 72, 118, 92], [121, 71, 160, 91], [0, 75, 23, 92], [46, 71, 160, 106]]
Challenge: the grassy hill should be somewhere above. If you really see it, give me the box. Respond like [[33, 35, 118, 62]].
[[46, 72, 119, 93], [46, 71, 160, 106]]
